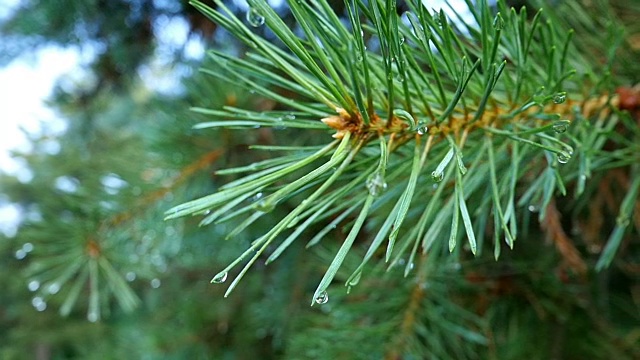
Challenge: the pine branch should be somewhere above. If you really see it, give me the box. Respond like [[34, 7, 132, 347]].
[[166, 0, 640, 305]]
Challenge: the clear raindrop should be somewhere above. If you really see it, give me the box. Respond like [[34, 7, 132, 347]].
[[314, 290, 329, 304], [47, 283, 60, 294], [416, 122, 428, 135], [553, 92, 567, 104], [150, 278, 161, 288], [365, 172, 387, 197], [552, 122, 568, 134], [15, 249, 27, 260], [87, 311, 99, 322], [493, 14, 504, 30], [348, 272, 362, 286], [255, 200, 275, 213], [22, 243, 34, 252], [31, 296, 46, 312], [28, 280, 40, 292], [246, 8, 265, 27], [431, 170, 444, 182], [212, 272, 228, 284], [557, 151, 571, 164]]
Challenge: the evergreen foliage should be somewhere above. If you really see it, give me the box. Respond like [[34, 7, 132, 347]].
[[0, 0, 639, 358]]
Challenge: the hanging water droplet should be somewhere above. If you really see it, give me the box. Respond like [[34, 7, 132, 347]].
[[87, 311, 99, 323], [553, 92, 567, 104], [314, 290, 329, 304], [31, 296, 46, 312], [15, 249, 27, 260], [348, 272, 362, 286], [22, 242, 34, 252], [252, 192, 263, 201], [125, 271, 136, 282], [616, 215, 630, 227], [416, 122, 428, 135], [552, 121, 568, 134], [255, 200, 275, 213], [47, 282, 60, 294], [557, 151, 571, 164], [365, 172, 387, 196], [493, 14, 504, 30], [150, 278, 161, 288], [528, 205, 539, 213], [28, 280, 40, 292], [431, 170, 444, 182], [212, 272, 228, 284], [246, 8, 265, 27]]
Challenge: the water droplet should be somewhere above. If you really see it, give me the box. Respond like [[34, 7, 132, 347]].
[[552, 121, 568, 134], [399, 36, 405, 45], [365, 172, 387, 196], [252, 192, 264, 201], [283, 114, 296, 120], [47, 283, 60, 294], [528, 205, 539, 213], [416, 122, 428, 135], [22, 243, 34, 252], [15, 249, 27, 260], [28, 280, 40, 292], [314, 290, 329, 304], [553, 92, 567, 104], [348, 272, 362, 286], [246, 7, 265, 27], [212, 272, 228, 284], [32, 296, 46, 311], [255, 200, 275, 213], [87, 311, 99, 322], [431, 170, 444, 182], [616, 215, 630, 227], [557, 151, 571, 164], [150, 278, 161, 288], [493, 14, 504, 30], [126, 272, 136, 282]]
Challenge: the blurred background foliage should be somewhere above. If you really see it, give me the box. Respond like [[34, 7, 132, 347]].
[[0, 0, 638, 359]]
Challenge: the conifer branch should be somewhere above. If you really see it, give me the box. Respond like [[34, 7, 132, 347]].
[[166, 0, 639, 303]]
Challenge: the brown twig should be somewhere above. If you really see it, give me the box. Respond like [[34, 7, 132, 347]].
[[101, 148, 224, 230], [384, 254, 429, 359], [542, 199, 588, 276]]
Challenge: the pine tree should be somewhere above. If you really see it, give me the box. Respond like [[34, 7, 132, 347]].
[[1, 0, 639, 359]]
